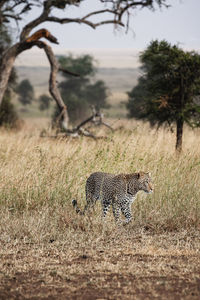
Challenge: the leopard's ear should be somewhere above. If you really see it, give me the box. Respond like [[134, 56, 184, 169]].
[[147, 172, 151, 177], [137, 171, 145, 179]]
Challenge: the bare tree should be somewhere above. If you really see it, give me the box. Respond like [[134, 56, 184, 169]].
[[0, 0, 169, 136]]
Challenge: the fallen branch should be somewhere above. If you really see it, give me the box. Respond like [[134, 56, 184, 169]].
[[26, 30, 113, 138]]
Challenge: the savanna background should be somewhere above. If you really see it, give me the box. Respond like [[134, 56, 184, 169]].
[[0, 0, 200, 299]]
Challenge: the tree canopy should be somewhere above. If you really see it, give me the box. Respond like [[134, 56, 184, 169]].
[[16, 79, 35, 106], [0, 1, 169, 32], [127, 40, 200, 151], [54, 54, 109, 123], [38, 94, 52, 111]]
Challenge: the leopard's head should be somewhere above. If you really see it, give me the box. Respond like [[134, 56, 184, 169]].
[[137, 172, 153, 194]]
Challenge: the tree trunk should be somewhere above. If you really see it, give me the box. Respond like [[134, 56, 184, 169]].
[[0, 46, 18, 105], [0, 31, 69, 130], [175, 118, 183, 152]]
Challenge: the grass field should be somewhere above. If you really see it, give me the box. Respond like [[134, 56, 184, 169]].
[[0, 119, 200, 299]]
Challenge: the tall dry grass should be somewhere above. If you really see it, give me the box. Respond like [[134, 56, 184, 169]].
[[0, 120, 200, 245]]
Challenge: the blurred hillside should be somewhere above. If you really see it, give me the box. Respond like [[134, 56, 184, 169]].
[[16, 66, 140, 119], [16, 66, 139, 95]]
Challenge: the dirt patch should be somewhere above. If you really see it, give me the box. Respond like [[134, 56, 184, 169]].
[[1, 270, 200, 300], [0, 245, 200, 300]]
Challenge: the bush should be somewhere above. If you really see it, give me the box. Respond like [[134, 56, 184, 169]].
[[0, 92, 19, 128]]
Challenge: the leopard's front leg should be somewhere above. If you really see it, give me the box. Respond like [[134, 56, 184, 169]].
[[120, 201, 132, 225]]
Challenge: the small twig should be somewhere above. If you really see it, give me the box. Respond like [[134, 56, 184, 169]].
[[59, 67, 80, 77], [75, 112, 100, 132]]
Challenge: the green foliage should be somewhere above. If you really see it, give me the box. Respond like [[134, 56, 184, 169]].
[[0, 92, 18, 128], [59, 55, 96, 78], [84, 80, 109, 110], [127, 40, 200, 151], [38, 94, 52, 111], [127, 40, 200, 128], [16, 79, 35, 106], [54, 55, 109, 123]]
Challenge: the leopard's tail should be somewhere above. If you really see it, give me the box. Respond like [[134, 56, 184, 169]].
[[72, 199, 85, 215]]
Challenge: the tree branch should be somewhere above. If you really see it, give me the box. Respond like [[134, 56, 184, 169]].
[[82, 9, 118, 19], [0, 0, 7, 10], [20, 3, 51, 41], [20, 3, 125, 37], [2, 13, 22, 21], [59, 67, 80, 77], [2, 0, 170, 37], [25, 28, 59, 44], [46, 15, 124, 29], [32, 40, 69, 131], [118, 1, 153, 21], [75, 112, 100, 131]]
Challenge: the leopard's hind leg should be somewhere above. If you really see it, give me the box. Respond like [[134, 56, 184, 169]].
[[112, 200, 121, 223], [72, 191, 98, 215]]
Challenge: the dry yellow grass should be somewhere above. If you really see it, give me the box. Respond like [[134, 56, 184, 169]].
[[0, 119, 200, 299]]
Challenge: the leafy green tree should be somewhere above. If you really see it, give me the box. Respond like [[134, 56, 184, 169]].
[[16, 79, 34, 106], [54, 55, 109, 123], [0, 93, 18, 128], [38, 94, 52, 111], [0, 24, 19, 127], [127, 40, 200, 152]]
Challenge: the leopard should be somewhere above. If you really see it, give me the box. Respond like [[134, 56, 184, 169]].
[[72, 171, 153, 224]]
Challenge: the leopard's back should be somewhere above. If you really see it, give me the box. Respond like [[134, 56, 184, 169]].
[[86, 171, 153, 199]]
